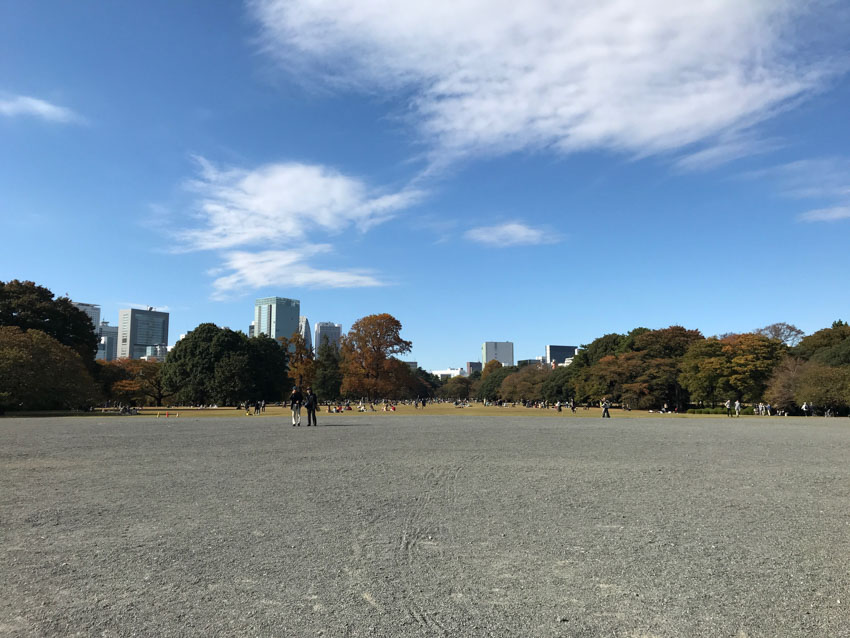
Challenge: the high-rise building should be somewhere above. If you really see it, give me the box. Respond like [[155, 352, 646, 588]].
[[314, 322, 342, 350], [248, 321, 256, 338], [253, 297, 300, 343], [71, 302, 101, 330], [299, 317, 312, 351], [117, 308, 169, 359], [96, 321, 118, 362], [482, 341, 514, 367], [466, 361, 482, 375], [545, 345, 578, 365]]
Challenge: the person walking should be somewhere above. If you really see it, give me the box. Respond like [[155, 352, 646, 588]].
[[724, 399, 732, 417], [601, 397, 611, 418], [304, 387, 318, 426], [290, 386, 303, 426], [734, 400, 741, 417]]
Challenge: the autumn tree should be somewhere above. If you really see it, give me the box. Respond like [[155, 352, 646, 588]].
[[339, 313, 412, 399], [279, 332, 315, 389], [499, 364, 550, 402], [0, 280, 98, 366], [794, 363, 850, 414], [0, 327, 98, 411], [721, 333, 785, 401], [763, 356, 808, 413], [98, 359, 171, 406], [477, 366, 517, 401], [481, 359, 503, 379]]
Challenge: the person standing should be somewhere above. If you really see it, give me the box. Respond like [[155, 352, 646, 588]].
[[304, 387, 318, 426], [724, 399, 732, 417], [601, 397, 611, 418], [734, 400, 741, 417], [290, 386, 303, 426]]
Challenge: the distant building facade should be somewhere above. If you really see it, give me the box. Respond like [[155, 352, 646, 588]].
[[96, 321, 118, 362], [142, 344, 169, 362], [314, 322, 342, 350], [466, 361, 483, 375], [517, 357, 545, 368], [402, 361, 418, 370], [117, 308, 169, 359], [248, 321, 256, 338], [253, 297, 300, 343], [71, 302, 101, 330], [299, 317, 312, 351], [432, 368, 465, 381], [482, 341, 514, 367], [545, 345, 578, 365]]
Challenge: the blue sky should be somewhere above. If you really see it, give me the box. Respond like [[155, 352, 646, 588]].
[[2, 1, 849, 371]]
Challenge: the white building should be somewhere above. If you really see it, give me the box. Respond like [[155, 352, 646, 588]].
[[314, 322, 342, 350], [432, 368, 465, 381], [299, 316, 312, 351], [482, 341, 514, 367]]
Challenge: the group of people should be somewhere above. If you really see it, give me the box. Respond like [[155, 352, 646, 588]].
[[289, 386, 318, 426]]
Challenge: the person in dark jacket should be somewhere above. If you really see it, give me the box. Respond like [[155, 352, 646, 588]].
[[304, 387, 318, 426], [290, 386, 303, 426]]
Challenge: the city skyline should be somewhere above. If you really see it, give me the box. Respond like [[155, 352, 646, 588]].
[[3, 2, 849, 371]]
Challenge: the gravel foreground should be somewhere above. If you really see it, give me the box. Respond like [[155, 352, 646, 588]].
[[2, 415, 849, 638]]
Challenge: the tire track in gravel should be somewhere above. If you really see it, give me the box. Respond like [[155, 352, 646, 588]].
[[396, 456, 483, 634]]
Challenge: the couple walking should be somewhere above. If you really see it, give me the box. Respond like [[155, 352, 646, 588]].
[[290, 386, 318, 426]]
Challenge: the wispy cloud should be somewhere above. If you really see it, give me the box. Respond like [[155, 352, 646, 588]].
[[464, 222, 559, 247], [176, 157, 421, 295], [251, 0, 833, 166], [0, 94, 79, 123], [798, 206, 850, 223], [180, 156, 423, 251], [745, 157, 850, 223], [210, 248, 384, 299]]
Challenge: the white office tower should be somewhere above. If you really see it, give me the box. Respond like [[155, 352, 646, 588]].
[[253, 297, 300, 342], [314, 322, 342, 350], [482, 341, 514, 366], [71, 302, 101, 330], [299, 317, 312, 351], [117, 308, 169, 359]]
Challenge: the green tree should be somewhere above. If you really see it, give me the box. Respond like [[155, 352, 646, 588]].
[[0, 280, 98, 366], [477, 366, 517, 401], [0, 327, 98, 411], [540, 365, 579, 402], [162, 324, 287, 405], [793, 320, 850, 362], [763, 356, 807, 413], [313, 336, 343, 400], [438, 375, 472, 400], [721, 333, 785, 401], [755, 322, 805, 347], [572, 333, 625, 369], [679, 338, 728, 406], [794, 363, 850, 414]]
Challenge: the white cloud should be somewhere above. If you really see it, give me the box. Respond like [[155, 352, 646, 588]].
[[0, 94, 79, 123], [464, 222, 558, 247], [798, 206, 850, 223], [210, 248, 385, 299], [175, 157, 419, 296], [250, 0, 830, 164], [181, 156, 423, 251]]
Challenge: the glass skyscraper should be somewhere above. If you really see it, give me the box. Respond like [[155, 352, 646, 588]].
[[253, 297, 300, 343]]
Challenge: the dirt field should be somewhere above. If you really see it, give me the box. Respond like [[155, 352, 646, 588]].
[[2, 415, 849, 637]]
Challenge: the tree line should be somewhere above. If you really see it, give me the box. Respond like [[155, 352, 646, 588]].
[[0, 281, 435, 411], [437, 322, 850, 415], [2, 280, 847, 414]]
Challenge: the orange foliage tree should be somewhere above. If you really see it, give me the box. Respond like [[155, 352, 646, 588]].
[[340, 313, 412, 399]]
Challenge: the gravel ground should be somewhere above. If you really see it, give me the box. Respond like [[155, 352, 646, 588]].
[[1, 415, 849, 637]]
